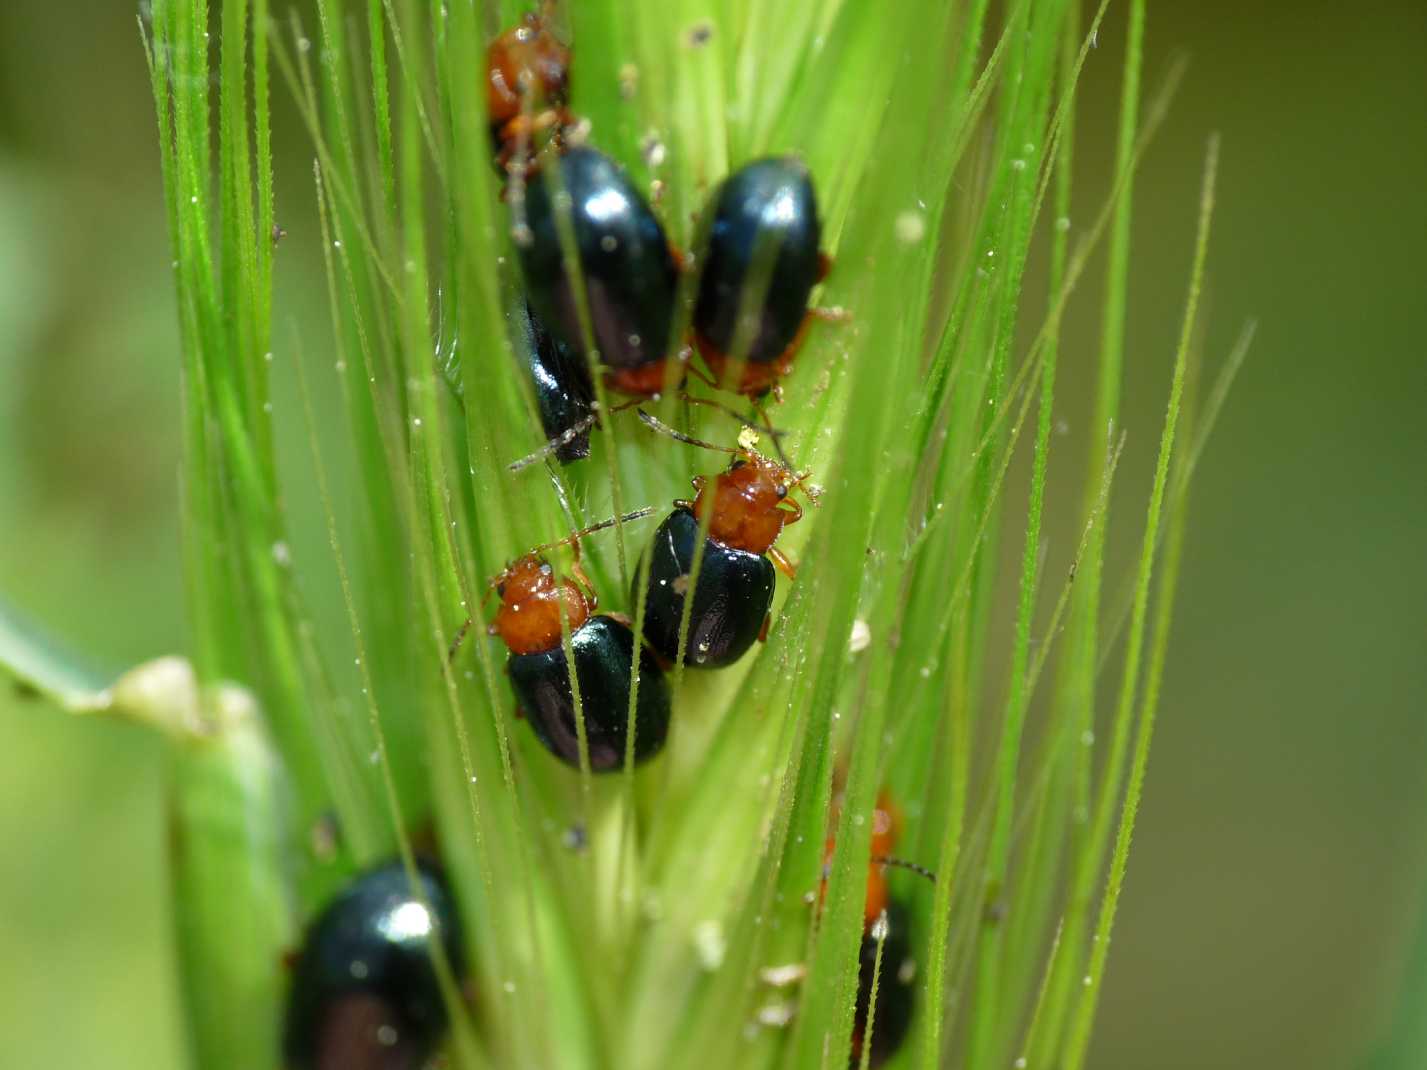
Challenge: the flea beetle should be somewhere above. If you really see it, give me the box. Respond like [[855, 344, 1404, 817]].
[[692, 156, 829, 397], [486, 11, 573, 172], [852, 900, 916, 1067], [517, 299, 595, 464], [514, 146, 681, 396], [823, 790, 905, 929], [452, 512, 671, 771], [283, 859, 464, 1070], [631, 413, 812, 667]]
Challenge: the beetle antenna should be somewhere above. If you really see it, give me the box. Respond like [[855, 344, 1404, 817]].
[[507, 413, 598, 472], [636, 409, 742, 454], [787, 468, 822, 506], [870, 856, 937, 885], [447, 617, 474, 663], [684, 392, 796, 469], [508, 399, 650, 472], [678, 393, 788, 442], [529, 506, 658, 555]]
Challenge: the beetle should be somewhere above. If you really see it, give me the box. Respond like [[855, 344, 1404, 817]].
[[629, 413, 812, 668], [822, 787, 926, 1066], [451, 512, 671, 771], [486, 11, 574, 173], [691, 156, 832, 398], [852, 900, 916, 1067], [823, 790, 905, 930], [517, 298, 595, 464], [514, 146, 682, 397], [283, 859, 464, 1070]]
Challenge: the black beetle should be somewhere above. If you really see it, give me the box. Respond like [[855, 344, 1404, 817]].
[[514, 146, 680, 396], [283, 860, 464, 1070], [630, 420, 810, 668], [692, 156, 826, 396], [451, 522, 671, 772], [852, 900, 916, 1067]]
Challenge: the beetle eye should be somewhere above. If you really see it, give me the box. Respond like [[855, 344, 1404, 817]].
[[729, 458, 747, 472], [775, 484, 788, 498], [496, 582, 507, 598]]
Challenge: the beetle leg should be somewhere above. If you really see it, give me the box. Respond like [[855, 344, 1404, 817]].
[[758, 613, 772, 644], [768, 545, 798, 580], [684, 354, 719, 388], [778, 498, 804, 526], [567, 544, 599, 612], [448, 617, 475, 663], [816, 251, 834, 282]]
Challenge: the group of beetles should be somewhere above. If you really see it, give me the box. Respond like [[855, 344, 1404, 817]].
[[282, 12, 920, 1068]]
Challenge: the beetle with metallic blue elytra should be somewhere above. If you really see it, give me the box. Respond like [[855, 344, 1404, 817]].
[[631, 413, 815, 668], [513, 145, 683, 399], [449, 512, 671, 771], [692, 155, 833, 399], [283, 859, 465, 1070]]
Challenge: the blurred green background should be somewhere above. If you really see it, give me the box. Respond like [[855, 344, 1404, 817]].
[[1, 2, 1423, 1067]]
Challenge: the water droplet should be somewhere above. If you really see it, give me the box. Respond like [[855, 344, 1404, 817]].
[[895, 210, 926, 244], [848, 619, 871, 653], [693, 920, 726, 969]]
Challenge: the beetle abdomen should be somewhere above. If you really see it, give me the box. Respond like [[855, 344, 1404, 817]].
[[508, 614, 671, 770], [635, 507, 776, 668], [516, 146, 678, 373], [694, 156, 822, 366]]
